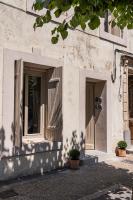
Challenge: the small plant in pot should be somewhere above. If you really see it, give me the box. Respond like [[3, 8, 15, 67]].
[[116, 141, 127, 157], [68, 149, 80, 169]]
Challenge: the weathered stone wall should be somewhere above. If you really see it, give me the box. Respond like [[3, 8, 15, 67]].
[[0, 0, 132, 179]]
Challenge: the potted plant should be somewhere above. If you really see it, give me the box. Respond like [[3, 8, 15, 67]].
[[116, 141, 127, 157], [68, 149, 80, 169]]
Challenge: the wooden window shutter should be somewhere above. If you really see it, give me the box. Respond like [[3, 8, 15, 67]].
[[46, 67, 62, 141], [14, 60, 24, 147], [123, 68, 129, 129]]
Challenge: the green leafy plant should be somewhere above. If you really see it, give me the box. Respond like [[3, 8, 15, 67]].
[[69, 149, 80, 160], [117, 141, 127, 150], [33, 0, 133, 43]]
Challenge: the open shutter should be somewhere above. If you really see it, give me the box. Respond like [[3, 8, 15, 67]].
[[123, 64, 129, 130], [46, 67, 62, 141], [14, 60, 24, 147]]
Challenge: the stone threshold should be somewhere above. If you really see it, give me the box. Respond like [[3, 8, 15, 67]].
[[127, 146, 133, 154]]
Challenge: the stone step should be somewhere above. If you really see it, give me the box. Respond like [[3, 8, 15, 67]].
[[82, 150, 119, 165], [126, 148, 133, 154], [80, 155, 98, 166], [80, 149, 133, 166]]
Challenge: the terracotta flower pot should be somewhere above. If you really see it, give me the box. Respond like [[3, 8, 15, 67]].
[[117, 148, 126, 157], [69, 160, 80, 169]]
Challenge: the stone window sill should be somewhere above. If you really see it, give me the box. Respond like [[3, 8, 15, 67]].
[[22, 138, 62, 153], [22, 137, 47, 144]]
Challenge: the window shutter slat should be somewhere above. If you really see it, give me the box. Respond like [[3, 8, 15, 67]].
[[46, 67, 62, 141], [14, 60, 24, 147]]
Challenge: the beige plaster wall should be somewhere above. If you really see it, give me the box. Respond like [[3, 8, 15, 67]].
[[0, 150, 62, 180], [0, 0, 26, 10], [0, 1, 132, 179]]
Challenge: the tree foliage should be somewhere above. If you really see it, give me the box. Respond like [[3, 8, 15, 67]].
[[33, 0, 133, 43]]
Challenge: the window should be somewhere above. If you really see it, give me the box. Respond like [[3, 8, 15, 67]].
[[28, 76, 41, 134], [14, 60, 62, 147], [23, 70, 45, 137], [104, 10, 123, 38], [99, 11, 127, 46]]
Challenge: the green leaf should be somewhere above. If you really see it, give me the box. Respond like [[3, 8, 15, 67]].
[[81, 22, 86, 30], [48, 1, 56, 10], [35, 16, 44, 27], [127, 23, 133, 29], [60, 30, 68, 40], [33, 0, 45, 11], [70, 15, 79, 28], [33, 0, 133, 43], [42, 10, 51, 23], [88, 15, 100, 30], [54, 9, 62, 18], [51, 36, 58, 44]]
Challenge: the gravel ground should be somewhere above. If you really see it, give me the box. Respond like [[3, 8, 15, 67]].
[[0, 155, 132, 200], [97, 186, 132, 200]]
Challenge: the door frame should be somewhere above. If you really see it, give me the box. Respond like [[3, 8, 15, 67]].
[[79, 69, 111, 153]]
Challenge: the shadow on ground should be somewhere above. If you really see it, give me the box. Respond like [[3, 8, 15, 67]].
[[0, 159, 132, 200]]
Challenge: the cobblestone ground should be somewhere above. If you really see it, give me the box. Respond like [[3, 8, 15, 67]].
[[0, 155, 133, 200]]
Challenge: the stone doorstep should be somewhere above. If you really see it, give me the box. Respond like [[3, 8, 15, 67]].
[[126, 144, 133, 154], [78, 184, 132, 200], [80, 153, 124, 167], [80, 155, 98, 166], [127, 148, 133, 154], [84, 150, 119, 163]]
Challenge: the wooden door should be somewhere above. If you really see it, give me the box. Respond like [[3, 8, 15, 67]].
[[85, 82, 95, 150]]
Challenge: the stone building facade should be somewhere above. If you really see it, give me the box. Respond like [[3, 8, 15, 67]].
[[0, 0, 133, 180]]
